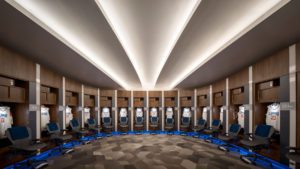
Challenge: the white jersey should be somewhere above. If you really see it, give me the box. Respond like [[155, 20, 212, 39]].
[[41, 106, 50, 131], [202, 107, 208, 121], [150, 108, 158, 117], [238, 106, 245, 128], [83, 107, 90, 123], [266, 103, 280, 131], [120, 108, 128, 117], [166, 107, 174, 118], [65, 106, 73, 127], [182, 107, 191, 118], [0, 107, 13, 138], [136, 108, 143, 117], [102, 107, 110, 118]]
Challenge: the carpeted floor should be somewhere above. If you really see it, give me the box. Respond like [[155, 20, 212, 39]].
[[46, 135, 260, 169]]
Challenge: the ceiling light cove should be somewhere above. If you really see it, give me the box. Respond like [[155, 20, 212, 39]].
[[95, 0, 201, 90], [6, 0, 138, 90], [169, 0, 289, 89]]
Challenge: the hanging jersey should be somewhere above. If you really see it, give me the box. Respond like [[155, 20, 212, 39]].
[[237, 105, 245, 128], [220, 106, 224, 123], [41, 106, 50, 131], [83, 107, 90, 123], [66, 106, 73, 127], [102, 107, 110, 118], [0, 107, 13, 138], [202, 107, 208, 121], [166, 107, 174, 119], [182, 107, 191, 117], [266, 103, 280, 131], [136, 108, 143, 117], [120, 108, 127, 117], [150, 107, 158, 117]]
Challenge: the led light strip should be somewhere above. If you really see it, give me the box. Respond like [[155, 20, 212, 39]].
[[169, 0, 290, 89], [95, 0, 201, 90], [6, 0, 131, 90]]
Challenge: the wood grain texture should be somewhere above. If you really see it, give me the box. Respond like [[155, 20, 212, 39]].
[[164, 90, 178, 98], [117, 90, 131, 97], [229, 68, 248, 89], [100, 90, 115, 97], [297, 43, 300, 72], [197, 86, 209, 96], [149, 91, 162, 97], [179, 90, 193, 97], [65, 78, 81, 93], [40, 66, 62, 88], [84, 85, 98, 96], [297, 73, 300, 147], [212, 79, 226, 93], [133, 91, 146, 98], [0, 46, 35, 82], [253, 48, 289, 83]]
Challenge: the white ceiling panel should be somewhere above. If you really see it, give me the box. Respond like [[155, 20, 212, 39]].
[[96, 0, 200, 89]]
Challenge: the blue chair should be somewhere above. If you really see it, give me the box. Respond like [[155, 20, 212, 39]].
[[102, 116, 113, 131], [70, 119, 91, 144], [193, 119, 206, 132], [218, 123, 241, 151], [180, 116, 191, 130], [47, 122, 74, 154], [204, 119, 221, 134], [150, 116, 159, 128], [240, 124, 275, 165], [135, 116, 144, 128], [165, 117, 174, 131], [6, 126, 48, 168], [87, 118, 102, 135]]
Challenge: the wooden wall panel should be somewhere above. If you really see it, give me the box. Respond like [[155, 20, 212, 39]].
[[297, 73, 300, 147], [297, 43, 300, 72], [212, 79, 226, 93], [133, 91, 146, 97], [101, 90, 115, 97], [149, 91, 161, 97], [253, 48, 289, 83], [117, 90, 131, 97], [84, 85, 98, 96], [197, 86, 209, 96], [65, 78, 81, 93], [0, 46, 35, 82], [229, 68, 248, 89], [40, 66, 62, 88], [164, 90, 177, 97], [180, 90, 193, 97]]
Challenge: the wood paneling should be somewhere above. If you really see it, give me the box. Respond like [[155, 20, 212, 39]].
[[297, 43, 300, 72], [253, 48, 289, 83], [84, 86, 98, 96], [100, 90, 115, 97], [149, 91, 161, 97], [164, 90, 177, 97], [229, 68, 248, 89], [0, 46, 35, 82], [65, 78, 81, 93], [117, 90, 131, 97], [297, 73, 300, 147], [212, 79, 226, 93], [133, 91, 146, 97], [197, 86, 209, 96], [84, 95, 95, 107], [40, 66, 61, 88], [180, 90, 193, 97]]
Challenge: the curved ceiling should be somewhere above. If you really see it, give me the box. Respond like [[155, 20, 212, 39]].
[[1, 0, 296, 90]]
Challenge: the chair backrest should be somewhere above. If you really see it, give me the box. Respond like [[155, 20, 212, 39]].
[[228, 123, 241, 136], [182, 117, 190, 125], [6, 126, 31, 145], [87, 118, 96, 128], [103, 117, 111, 125], [254, 124, 274, 140], [151, 116, 158, 124], [119, 108, 128, 124], [70, 119, 80, 130], [47, 122, 60, 134], [211, 119, 221, 129], [198, 118, 206, 127], [135, 108, 144, 124], [166, 118, 174, 125]]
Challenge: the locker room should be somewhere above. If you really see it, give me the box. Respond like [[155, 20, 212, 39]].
[[0, 0, 299, 169]]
